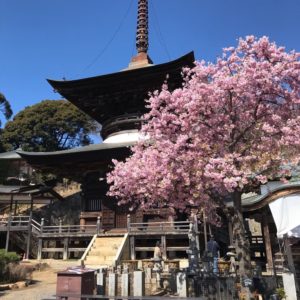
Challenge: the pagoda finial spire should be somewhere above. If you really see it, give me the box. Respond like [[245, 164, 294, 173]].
[[136, 0, 149, 53], [128, 0, 152, 69]]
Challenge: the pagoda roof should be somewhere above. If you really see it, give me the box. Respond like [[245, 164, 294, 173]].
[[17, 142, 133, 179], [0, 150, 22, 160], [0, 184, 65, 203], [47, 52, 195, 125]]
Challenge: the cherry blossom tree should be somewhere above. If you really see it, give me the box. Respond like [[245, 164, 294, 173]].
[[107, 36, 300, 277]]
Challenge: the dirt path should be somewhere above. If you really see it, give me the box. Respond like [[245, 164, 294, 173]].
[[0, 260, 79, 300], [0, 268, 56, 300]]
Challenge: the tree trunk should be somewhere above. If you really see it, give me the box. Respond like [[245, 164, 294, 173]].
[[232, 191, 252, 300]]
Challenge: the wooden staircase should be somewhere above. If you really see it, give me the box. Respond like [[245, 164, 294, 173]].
[[83, 235, 125, 267]]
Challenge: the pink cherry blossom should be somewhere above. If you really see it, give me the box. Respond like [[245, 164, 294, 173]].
[[107, 36, 300, 221]]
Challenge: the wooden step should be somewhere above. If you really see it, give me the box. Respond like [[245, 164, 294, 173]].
[[89, 249, 116, 256], [94, 238, 123, 244], [84, 235, 125, 267], [85, 258, 113, 265]]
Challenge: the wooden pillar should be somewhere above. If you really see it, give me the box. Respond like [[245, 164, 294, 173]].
[[5, 194, 14, 252], [37, 218, 44, 260], [80, 213, 85, 232], [161, 235, 167, 260], [14, 199, 17, 215], [262, 217, 273, 273], [203, 211, 207, 250], [25, 194, 33, 259], [130, 236, 135, 260], [193, 214, 200, 252], [127, 214, 131, 233], [96, 216, 101, 235], [59, 218, 62, 233], [228, 220, 233, 245], [37, 239, 43, 260], [63, 237, 69, 260]]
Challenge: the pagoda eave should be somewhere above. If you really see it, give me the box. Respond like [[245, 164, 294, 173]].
[[17, 142, 133, 178], [47, 52, 195, 125]]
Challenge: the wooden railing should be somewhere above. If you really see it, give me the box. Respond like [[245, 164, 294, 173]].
[[0, 215, 31, 230], [0, 215, 100, 236], [1, 215, 193, 236], [80, 234, 98, 265], [41, 224, 98, 235], [128, 220, 191, 233]]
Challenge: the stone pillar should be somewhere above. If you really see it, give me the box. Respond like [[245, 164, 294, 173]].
[[96, 270, 106, 295], [144, 268, 152, 295], [108, 273, 117, 297], [133, 270, 145, 296], [145, 267, 152, 283], [176, 272, 187, 297], [121, 273, 130, 296], [282, 272, 298, 300]]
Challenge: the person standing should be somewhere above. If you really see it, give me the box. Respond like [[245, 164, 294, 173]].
[[153, 241, 162, 260], [207, 235, 220, 274], [153, 241, 162, 272]]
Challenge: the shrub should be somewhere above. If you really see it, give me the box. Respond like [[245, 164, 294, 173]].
[[276, 287, 286, 299], [0, 249, 22, 283], [6, 263, 33, 283]]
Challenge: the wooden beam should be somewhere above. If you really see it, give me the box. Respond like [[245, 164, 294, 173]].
[[135, 246, 188, 252], [42, 248, 64, 252], [68, 248, 86, 252]]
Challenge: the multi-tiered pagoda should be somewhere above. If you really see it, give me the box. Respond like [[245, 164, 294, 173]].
[[18, 0, 195, 230]]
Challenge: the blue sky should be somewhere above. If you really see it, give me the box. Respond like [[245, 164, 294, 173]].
[[1, 0, 300, 127]]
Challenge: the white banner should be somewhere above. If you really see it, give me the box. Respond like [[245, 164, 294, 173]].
[[269, 194, 300, 238]]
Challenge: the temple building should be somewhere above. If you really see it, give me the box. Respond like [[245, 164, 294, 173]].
[[2, 0, 197, 262], [0, 1, 299, 296]]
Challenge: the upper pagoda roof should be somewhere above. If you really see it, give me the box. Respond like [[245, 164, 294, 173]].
[[47, 52, 195, 125]]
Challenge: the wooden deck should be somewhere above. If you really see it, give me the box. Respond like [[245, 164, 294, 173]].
[[1, 215, 194, 261]]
